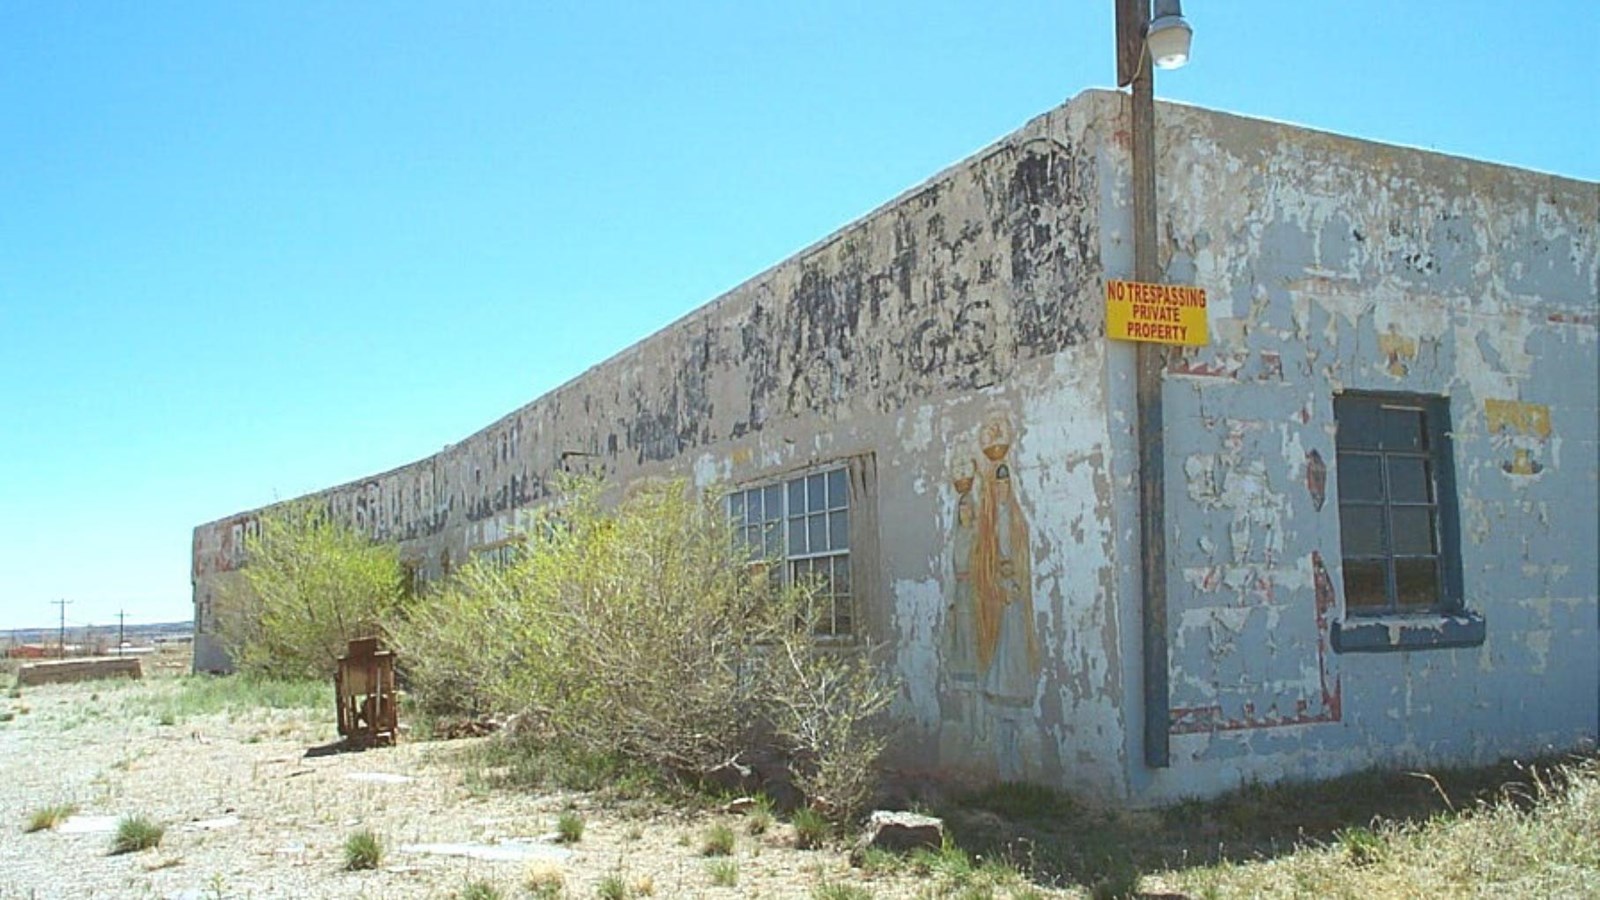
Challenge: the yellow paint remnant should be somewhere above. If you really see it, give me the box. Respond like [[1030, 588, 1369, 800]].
[[1484, 399, 1552, 438], [1377, 327, 1417, 378]]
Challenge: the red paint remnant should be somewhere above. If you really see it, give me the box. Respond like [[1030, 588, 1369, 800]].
[[1169, 551, 1343, 734], [1168, 358, 1237, 379], [1258, 351, 1283, 381], [1548, 311, 1598, 326], [1305, 448, 1327, 511]]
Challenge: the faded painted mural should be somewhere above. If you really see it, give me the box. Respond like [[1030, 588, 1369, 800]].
[[937, 412, 1047, 780]]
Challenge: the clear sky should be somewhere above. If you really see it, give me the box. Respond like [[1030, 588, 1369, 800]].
[[1, 2, 1596, 631]]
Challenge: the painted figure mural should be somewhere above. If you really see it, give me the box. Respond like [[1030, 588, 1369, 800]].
[[943, 459, 980, 692], [941, 411, 1042, 777], [972, 415, 1039, 705]]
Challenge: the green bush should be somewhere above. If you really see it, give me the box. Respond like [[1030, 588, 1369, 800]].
[[391, 478, 897, 821], [218, 502, 404, 679]]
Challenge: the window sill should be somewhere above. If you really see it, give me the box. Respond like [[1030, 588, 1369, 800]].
[[1331, 610, 1486, 654]]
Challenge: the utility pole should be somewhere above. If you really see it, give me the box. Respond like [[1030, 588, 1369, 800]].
[[1115, 0, 1193, 770], [118, 610, 126, 656], [53, 599, 71, 657]]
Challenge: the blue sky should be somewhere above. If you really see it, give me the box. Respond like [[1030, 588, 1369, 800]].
[[1, 1, 1596, 631]]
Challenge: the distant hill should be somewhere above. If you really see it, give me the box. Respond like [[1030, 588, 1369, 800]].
[[5, 620, 191, 646]]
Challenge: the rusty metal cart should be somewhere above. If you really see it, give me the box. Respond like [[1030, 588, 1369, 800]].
[[334, 637, 397, 747]]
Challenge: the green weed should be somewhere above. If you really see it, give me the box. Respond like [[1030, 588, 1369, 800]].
[[792, 806, 830, 849], [342, 828, 383, 871], [702, 821, 736, 856], [706, 859, 739, 886], [555, 810, 585, 844], [110, 815, 164, 854]]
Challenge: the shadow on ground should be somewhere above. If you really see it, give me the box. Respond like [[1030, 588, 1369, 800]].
[[934, 751, 1595, 894]]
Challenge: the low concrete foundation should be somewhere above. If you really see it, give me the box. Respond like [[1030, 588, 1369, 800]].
[[16, 656, 143, 687]]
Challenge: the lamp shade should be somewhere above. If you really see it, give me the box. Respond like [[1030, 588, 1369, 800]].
[[1147, 0, 1192, 70]]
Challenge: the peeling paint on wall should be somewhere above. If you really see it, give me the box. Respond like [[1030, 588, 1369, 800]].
[[194, 90, 1597, 805]]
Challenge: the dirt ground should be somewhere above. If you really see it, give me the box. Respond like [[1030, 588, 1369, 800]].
[[0, 653, 1049, 900]]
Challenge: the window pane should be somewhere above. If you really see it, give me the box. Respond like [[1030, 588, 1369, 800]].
[[1395, 558, 1440, 609], [828, 509, 850, 551], [1387, 457, 1432, 503], [746, 489, 763, 525], [1335, 399, 1381, 450], [807, 473, 826, 511], [1337, 453, 1384, 501], [815, 558, 834, 593], [788, 516, 807, 556], [728, 492, 744, 523], [787, 478, 806, 516], [808, 514, 827, 554], [1391, 507, 1437, 555], [832, 606, 851, 636], [833, 556, 851, 595], [827, 468, 848, 509], [1379, 406, 1425, 452], [763, 521, 782, 559], [763, 485, 784, 522], [1343, 560, 1389, 612], [1340, 506, 1387, 557]]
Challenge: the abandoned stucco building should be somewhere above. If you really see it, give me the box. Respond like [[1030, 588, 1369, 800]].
[[193, 90, 1599, 804]]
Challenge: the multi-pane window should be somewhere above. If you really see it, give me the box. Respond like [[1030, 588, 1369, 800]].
[[1334, 393, 1459, 615], [728, 467, 852, 636]]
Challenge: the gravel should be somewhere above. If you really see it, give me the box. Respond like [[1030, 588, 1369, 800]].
[[0, 674, 975, 899]]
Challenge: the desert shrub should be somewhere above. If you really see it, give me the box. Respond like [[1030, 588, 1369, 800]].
[[792, 806, 831, 849], [456, 880, 503, 900], [701, 822, 736, 856], [110, 815, 164, 854], [556, 810, 585, 844], [393, 478, 898, 820], [747, 794, 776, 835], [706, 859, 739, 886], [385, 550, 520, 717], [768, 638, 896, 821], [343, 828, 383, 870], [595, 874, 628, 900], [217, 502, 404, 679]]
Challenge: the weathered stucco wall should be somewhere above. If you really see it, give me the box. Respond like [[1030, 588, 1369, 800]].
[[194, 94, 1133, 798], [1102, 99, 1600, 802], [195, 90, 1597, 805]]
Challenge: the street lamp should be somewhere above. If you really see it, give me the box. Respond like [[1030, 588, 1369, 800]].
[[1146, 0, 1193, 70], [1114, 0, 1193, 770]]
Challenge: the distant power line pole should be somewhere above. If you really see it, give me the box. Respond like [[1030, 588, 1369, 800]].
[[53, 599, 71, 655], [118, 610, 126, 655]]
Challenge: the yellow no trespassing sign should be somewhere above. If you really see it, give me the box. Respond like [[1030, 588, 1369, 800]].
[[1106, 279, 1209, 346]]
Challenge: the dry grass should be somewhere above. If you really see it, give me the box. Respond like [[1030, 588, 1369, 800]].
[[23, 802, 78, 833], [935, 753, 1600, 898], [1163, 756, 1600, 898]]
